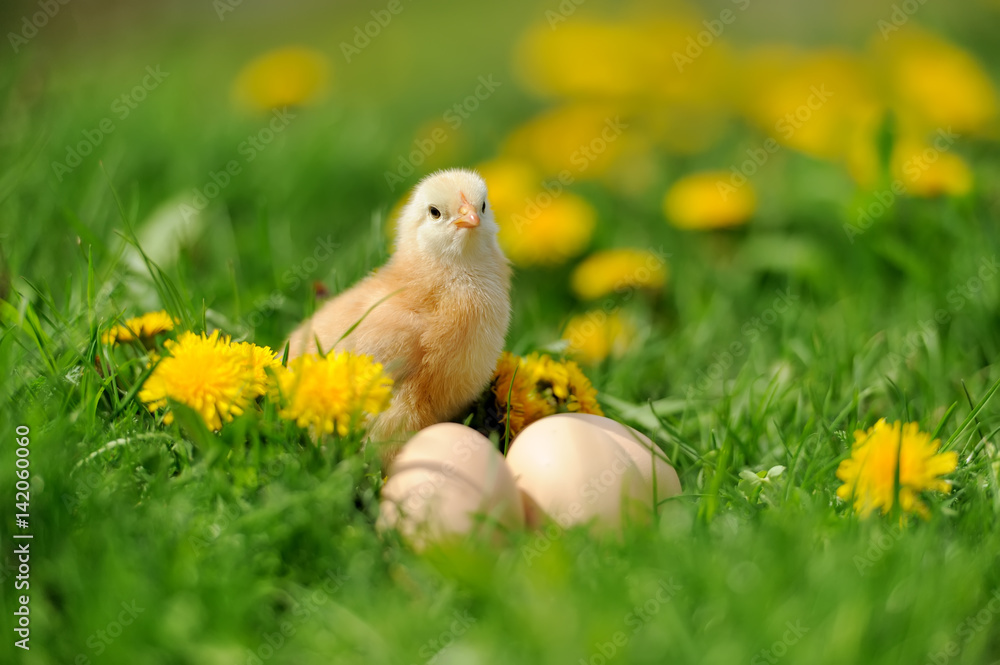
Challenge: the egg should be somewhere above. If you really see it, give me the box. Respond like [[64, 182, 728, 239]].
[[505, 414, 649, 532], [556, 413, 682, 504], [377, 423, 524, 549]]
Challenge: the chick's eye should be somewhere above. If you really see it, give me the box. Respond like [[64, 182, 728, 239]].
[[481, 202, 486, 213], [429, 206, 441, 219]]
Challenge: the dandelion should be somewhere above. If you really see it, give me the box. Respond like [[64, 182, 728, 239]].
[[502, 103, 630, 179], [570, 248, 668, 301], [500, 194, 596, 266], [476, 158, 539, 213], [875, 28, 998, 137], [739, 49, 880, 161], [232, 46, 331, 111], [477, 157, 596, 267], [562, 310, 635, 365], [276, 351, 393, 437], [836, 419, 958, 519], [891, 139, 973, 197], [492, 351, 603, 438], [514, 18, 732, 109], [663, 171, 756, 230], [139, 331, 262, 430], [232, 341, 283, 400], [102, 310, 178, 345], [515, 21, 655, 99]]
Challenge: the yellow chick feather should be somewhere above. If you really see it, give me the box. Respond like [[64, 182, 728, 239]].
[[285, 169, 511, 456]]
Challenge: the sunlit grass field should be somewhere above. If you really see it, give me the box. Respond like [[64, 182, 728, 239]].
[[3, 1, 1000, 664]]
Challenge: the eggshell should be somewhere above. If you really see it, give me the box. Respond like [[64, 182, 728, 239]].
[[377, 423, 524, 549], [557, 413, 682, 503], [505, 414, 649, 531]]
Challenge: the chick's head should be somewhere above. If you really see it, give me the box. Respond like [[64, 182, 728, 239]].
[[396, 169, 501, 264]]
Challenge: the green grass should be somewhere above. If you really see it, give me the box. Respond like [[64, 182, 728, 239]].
[[3, 3, 1000, 664]]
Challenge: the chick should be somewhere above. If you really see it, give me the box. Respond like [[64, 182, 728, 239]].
[[285, 169, 511, 453]]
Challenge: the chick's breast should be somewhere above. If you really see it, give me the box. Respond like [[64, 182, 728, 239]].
[[422, 269, 510, 419]]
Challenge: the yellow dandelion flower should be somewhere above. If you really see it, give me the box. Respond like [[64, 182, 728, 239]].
[[663, 171, 756, 230], [499, 194, 596, 267], [492, 352, 603, 438], [477, 156, 597, 267], [277, 351, 393, 437], [836, 419, 958, 519], [562, 310, 635, 365], [232, 46, 331, 111], [514, 17, 732, 110], [492, 352, 551, 437], [515, 21, 656, 99], [139, 331, 256, 430], [476, 158, 540, 214], [564, 361, 603, 416], [891, 138, 973, 197], [502, 192, 596, 266], [102, 310, 178, 345], [570, 248, 669, 301], [232, 341, 283, 399], [502, 102, 631, 179], [739, 49, 881, 161], [874, 28, 998, 138]]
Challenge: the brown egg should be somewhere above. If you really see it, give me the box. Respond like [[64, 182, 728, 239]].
[[556, 413, 682, 504], [505, 414, 649, 532], [377, 423, 524, 549]]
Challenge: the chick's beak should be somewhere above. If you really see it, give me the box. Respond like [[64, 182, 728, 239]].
[[455, 205, 480, 229], [455, 194, 480, 229]]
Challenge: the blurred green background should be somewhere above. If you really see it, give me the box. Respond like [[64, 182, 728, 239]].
[[2, 0, 1000, 664]]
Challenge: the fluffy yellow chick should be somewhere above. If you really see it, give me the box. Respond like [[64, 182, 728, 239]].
[[285, 169, 511, 453]]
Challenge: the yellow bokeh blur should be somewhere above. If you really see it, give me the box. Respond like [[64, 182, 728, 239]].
[[740, 48, 884, 163], [562, 309, 636, 365], [478, 157, 597, 266], [874, 28, 998, 138], [891, 138, 974, 197], [570, 248, 669, 301], [502, 102, 633, 180], [664, 171, 756, 230], [232, 46, 331, 111]]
